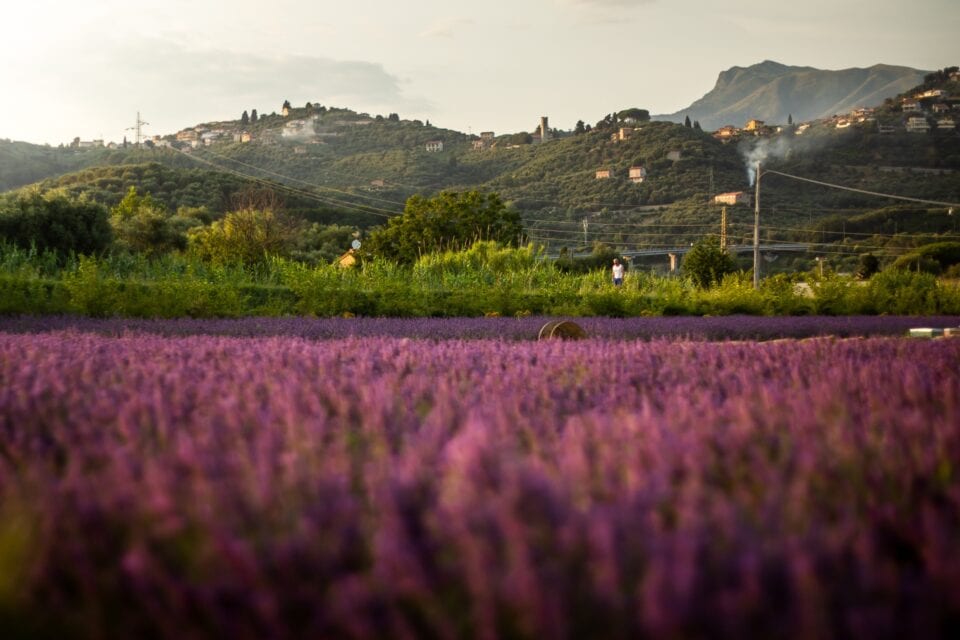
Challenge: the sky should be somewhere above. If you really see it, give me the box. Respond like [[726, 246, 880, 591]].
[[2, 0, 958, 146]]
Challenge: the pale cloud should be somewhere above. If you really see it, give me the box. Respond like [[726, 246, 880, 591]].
[[418, 17, 475, 38], [3, 36, 432, 144], [558, 0, 656, 7], [1, 0, 955, 146]]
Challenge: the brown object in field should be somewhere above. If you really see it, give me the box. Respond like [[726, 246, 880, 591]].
[[538, 320, 586, 340]]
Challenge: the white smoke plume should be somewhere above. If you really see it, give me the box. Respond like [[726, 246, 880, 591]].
[[739, 126, 838, 186], [740, 136, 793, 186]]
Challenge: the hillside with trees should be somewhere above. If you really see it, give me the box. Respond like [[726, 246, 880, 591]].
[[3, 65, 960, 276]]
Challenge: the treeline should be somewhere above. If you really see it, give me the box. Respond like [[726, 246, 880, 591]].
[[0, 186, 362, 267]]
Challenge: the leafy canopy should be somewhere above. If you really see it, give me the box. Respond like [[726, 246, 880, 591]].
[[366, 191, 525, 264], [682, 235, 738, 288], [110, 187, 186, 256], [0, 188, 112, 256], [188, 208, 302, 265]]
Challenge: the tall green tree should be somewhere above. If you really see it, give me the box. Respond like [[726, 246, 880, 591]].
[[366, 191, 525, 264], [241, 110, 249, 125], [856, 253, 880, 279], [682, 235, 737, 287]]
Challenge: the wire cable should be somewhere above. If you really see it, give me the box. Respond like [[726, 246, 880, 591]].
[[175, 148, 400, 219], [761, 169, 960, 208]]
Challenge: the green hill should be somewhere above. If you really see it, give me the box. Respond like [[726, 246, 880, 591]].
[[23, 161, 388, 228]]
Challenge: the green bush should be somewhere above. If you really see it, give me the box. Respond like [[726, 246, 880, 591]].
[[759, 273, 812, 315], [890, 242, 960, 274], [809, 274, 858, 315], [682, 236, 737, 288], [865, 269, 943, 315], [0, 276, 69, 314], [0, 189, 112, 257]]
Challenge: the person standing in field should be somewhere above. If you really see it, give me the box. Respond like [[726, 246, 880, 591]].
[[612, 258, 624, 286]]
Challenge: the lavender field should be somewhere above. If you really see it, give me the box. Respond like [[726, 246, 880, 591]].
[[2, 313, 960, 341], [1, 323, 959, 638]]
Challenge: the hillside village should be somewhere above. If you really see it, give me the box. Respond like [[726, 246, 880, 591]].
[[711, 68, 960, 141], [64, 65, 958, 162], [59, 66, 959, 216]]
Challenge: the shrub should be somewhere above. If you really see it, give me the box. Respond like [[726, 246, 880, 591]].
[[866, 269, 943, 315], [188, 209, 302, 265], [0, 189, 112, 257], [682, 235, 737, 288]]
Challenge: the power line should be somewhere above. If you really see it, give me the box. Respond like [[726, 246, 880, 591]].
[[761, 169, 960, 208], [193, 147, 411, 210], [175, 148, 399, 219]]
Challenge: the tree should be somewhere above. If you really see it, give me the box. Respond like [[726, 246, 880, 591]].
[[693, 120, 702, 131], [682, 235, 737, 287], [241, 110, 249, 125], [388, 113, 400, 122], [187, 208, 302, 265], [596, 113, 616, 130], [251, 109, 259, 123], [366, 191, 525, 264], [684, 115, 692, 128], [507, 132, 533, 145], [0, 188, 112, 256], [110, 187, 185, 256], [574, 120, 586, 135], [282, 99, 292, 111], [617, 108, 651, 123], [856, 253, 880, 279], [788, 114, 794, 126]]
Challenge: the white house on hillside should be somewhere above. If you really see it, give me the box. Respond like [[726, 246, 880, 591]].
[[906, 117, 930, 133], [714, 192, 751, 206]]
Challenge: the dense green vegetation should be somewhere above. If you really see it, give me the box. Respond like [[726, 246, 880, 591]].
[[2, 240, 959, 319], [365, 191, 524, 264], [0, 189, 112, 256]]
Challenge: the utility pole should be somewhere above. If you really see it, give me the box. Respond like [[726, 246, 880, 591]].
[[582, 218, 589, 247], [753, 162, 761, 289], [720, 206, 727, 250], [127, 111, 149, 147]]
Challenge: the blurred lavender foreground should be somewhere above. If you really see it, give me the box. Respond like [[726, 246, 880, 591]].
[[1, 329, 959, 638]]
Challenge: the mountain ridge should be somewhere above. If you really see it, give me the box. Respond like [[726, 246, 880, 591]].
[[655, 61, 929, 130]]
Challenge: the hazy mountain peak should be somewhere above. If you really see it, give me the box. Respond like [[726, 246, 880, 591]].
[[658, 61, 928, 130]]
